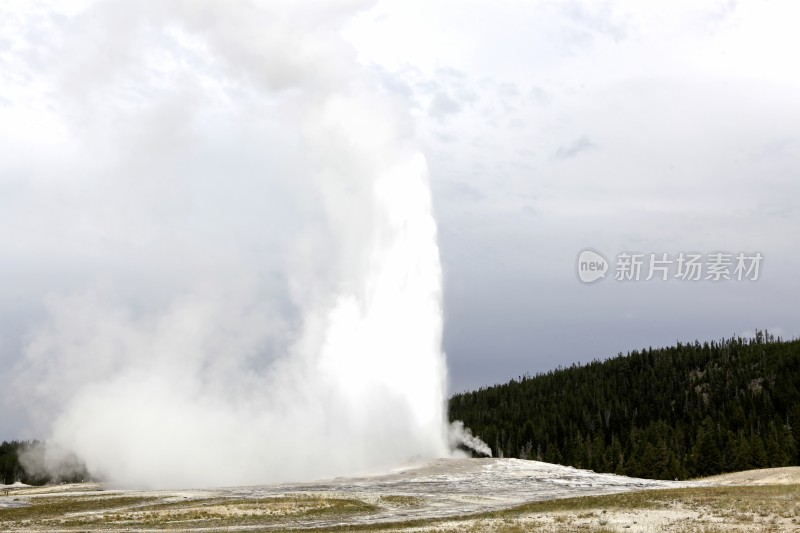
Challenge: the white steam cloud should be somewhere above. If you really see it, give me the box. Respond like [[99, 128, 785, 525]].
[[448, 421, 493, 458], [1, 0, 489, 488]]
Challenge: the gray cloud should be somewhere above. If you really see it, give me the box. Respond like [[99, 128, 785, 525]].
[[428, 91, 462, 119], [527, 85, 550, 105], [553, 136, 597, 160], [560, 1, 628, 42]]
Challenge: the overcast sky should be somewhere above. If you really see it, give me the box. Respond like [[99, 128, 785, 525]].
[[344, 0, 800, 391], [2, 1, 800, 440]]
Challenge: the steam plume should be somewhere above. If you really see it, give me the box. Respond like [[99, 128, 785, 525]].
[[449, 421, 493, 457], [1, 0, 486, 488]]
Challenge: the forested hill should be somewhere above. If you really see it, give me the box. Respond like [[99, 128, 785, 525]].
[[449, 331, 800, 480]]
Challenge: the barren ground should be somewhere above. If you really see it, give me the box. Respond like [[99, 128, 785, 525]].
[[1, 459, 799, 532]]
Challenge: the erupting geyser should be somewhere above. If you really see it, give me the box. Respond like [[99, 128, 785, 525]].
[[7, 1, 487, 488]]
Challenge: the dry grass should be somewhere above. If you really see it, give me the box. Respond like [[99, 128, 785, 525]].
[[2, 484, 799, 531], [0, 494, 376, 530], [313, 484, 800, 532]]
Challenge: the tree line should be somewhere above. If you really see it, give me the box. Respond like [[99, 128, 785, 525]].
[[0, 441, 45, 485], [4, 331, 798, 484], [449, 331, 800, 479]]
